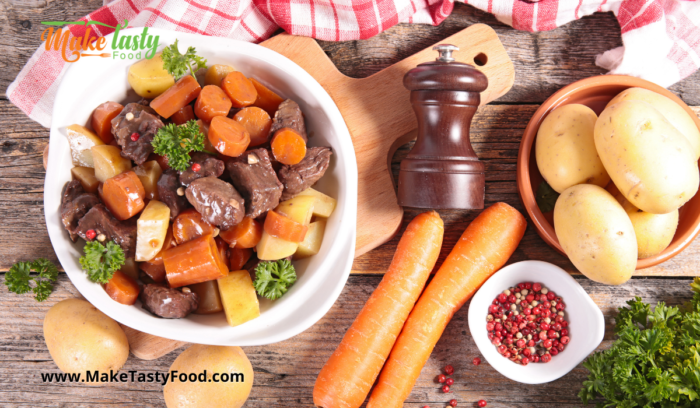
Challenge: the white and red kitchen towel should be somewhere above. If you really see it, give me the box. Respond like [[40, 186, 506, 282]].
[[8, 0, 700, 128]]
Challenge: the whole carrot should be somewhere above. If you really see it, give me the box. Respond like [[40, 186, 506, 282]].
[[313, 211, 444, 408], [367, 203, 526, 407]]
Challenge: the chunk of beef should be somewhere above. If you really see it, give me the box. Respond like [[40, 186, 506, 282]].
[[60, 181, 101, 242], [226, 149, 283, 218], [270, 99, 307, 141], [179, 152, 225, 186], [140, 284, 198, 319], [111, 102, 164, 165], [185, 177, 245, 230], [278, 146, 332, 200], [75, 204, 137, 258], [157, 169, 190, 220]]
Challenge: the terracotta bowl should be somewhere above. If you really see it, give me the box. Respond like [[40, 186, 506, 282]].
[[517, 75, 700, 270]]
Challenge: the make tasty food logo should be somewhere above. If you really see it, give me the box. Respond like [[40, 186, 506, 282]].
[[40, 19, 159, 63]]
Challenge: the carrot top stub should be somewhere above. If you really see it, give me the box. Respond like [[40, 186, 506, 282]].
[[313, 211, 444, 408]]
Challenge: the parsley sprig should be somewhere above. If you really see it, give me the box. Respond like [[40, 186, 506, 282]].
[[579, 277, 700, 407], [253, 259, 297, 300], [161, 39, 207, 79], [152, 120, 205, 172], [5, 258, 59, 302], [79, 241, 125, 284]]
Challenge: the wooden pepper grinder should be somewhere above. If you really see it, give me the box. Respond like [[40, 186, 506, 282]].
[[398, 44, 488, 209]]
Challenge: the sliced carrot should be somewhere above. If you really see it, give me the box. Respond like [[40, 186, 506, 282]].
[[229, 247, 253, 270], [271, 128, 306, 165], [173, 208, 216, 245], [221, 71, 257, 108], [215, 236, 231, 269], [151, 75, 201, 119], [171, 105, 196, 125], [219, 216, 263, 249], [313, 211, 444, 408], [204, 64, 236, 87], [264, 210, 308, 243], [208, 116, 250, 157], [104, 270, 140, 305], [163, 233, 229, 288], [367, 203, 527, 408], [233, 107, 272, 147], [101, 171, 145, 220], [91, 101, 123, 144], [251, 78, 284, 116], [195, 85, 232, 123]]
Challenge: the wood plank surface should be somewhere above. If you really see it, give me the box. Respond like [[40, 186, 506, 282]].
[[0, 273, 695, 407]]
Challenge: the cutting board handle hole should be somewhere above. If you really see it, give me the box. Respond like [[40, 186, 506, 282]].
[[474, 53, 488, 66]]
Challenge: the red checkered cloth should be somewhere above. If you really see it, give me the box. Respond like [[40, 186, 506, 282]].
[[8, 0, 700, 127]]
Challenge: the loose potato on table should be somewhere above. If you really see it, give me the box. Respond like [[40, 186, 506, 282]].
[[595, 100, 699, 214], [607, 87, 700, 159], [554, 184, 637, 285], [536, 104, 609, 193], [43, 299, 129, 378], [163, 344, 253, 408], [128, 53, 175, 98], [620, 198, 679, 259]]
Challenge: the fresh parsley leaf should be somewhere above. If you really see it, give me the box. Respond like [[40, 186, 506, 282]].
[[152, 120, 205, 172], [535, 180, 559, 213], [580, 281, 700, 407], [161, 39, 207, 79], [6, 262, 32, 295], [5, 258, 59, 301], [253, 259, 297, 300], [79, 241, 125, 284]]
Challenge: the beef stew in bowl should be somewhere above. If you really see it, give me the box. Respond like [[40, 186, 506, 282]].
[[45, 28, 357, 346]]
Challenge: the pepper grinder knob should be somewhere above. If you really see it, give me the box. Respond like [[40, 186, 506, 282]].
[[433, 44, 458, 62], [397, 44, 488, 209]]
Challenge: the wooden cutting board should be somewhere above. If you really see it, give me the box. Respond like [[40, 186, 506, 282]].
[[69, 24, 514, 360], [261, 23, 514, 257]]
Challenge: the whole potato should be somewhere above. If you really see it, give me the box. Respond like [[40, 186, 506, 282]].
[[536, 104, 609, 193], [43, 299, 129, 377], [164, 344, 253, 408], [607, 87, 700, 159], [595, 100, 699, 214], [554, 184, 637, 285], [620, 198, 678, 259], [128, 53, 175, 98]]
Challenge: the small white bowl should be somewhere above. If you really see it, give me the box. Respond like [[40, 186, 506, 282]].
[[44, 28, 358, 346], [467, 260, 604, 384]]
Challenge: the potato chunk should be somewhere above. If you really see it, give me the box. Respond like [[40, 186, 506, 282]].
[[66, 124, 104, 167], [128, 53, 175, 98], [133, 160, 163, 200], [204, 64, 236, 87], [70, 166, 99, 193], [218, 270, 260, 327], [135, 200, 170, 262], [92, 145, 132, 182], [297, 188, 337, 218], [294, 220, 326, 259], [256, 196, 315, 260]]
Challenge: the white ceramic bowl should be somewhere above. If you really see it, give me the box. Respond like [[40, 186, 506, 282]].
[[44, 28, 358, 346], [467, 260, 604, 384]]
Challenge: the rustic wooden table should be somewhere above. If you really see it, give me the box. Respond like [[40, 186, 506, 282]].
[[1, 1, 699, 407]]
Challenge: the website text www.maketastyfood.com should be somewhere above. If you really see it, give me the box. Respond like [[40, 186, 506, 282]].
[[41, 370, 244, 385]]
